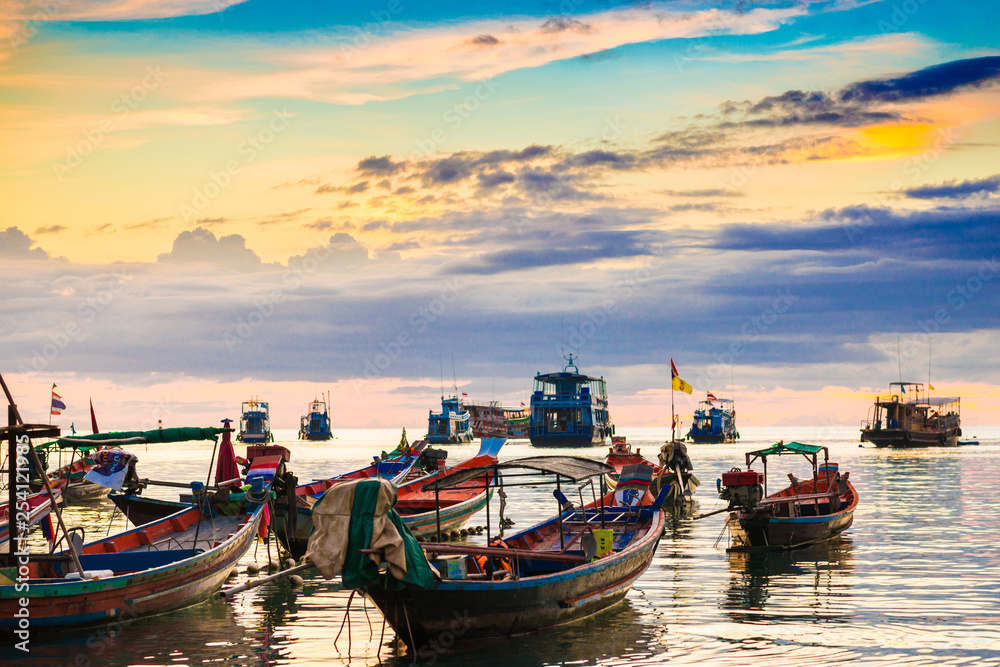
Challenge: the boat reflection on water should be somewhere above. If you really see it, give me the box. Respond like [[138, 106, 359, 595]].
[[722, 538, 855, 622], [404, 602, 667, 667]]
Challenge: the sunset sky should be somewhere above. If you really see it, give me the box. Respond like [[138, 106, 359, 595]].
[[2, 0, 998, 430]]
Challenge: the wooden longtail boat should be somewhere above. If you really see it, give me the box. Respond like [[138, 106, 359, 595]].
[[718, 441, 858, 551], [274, 438, 503, 559], [0, 454, 280, 628], [355, 456, 666, 653], [0, 489, 59, 554], [271, 440, 431, 558], [604, 437, 699, 504]]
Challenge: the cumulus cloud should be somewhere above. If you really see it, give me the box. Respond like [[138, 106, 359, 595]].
[[0, 227, 49, 260], [286, 232, 370, 271], [903, 174, 1000, 200], [157, 227, 264, 268], [357, 155, 406, 176]]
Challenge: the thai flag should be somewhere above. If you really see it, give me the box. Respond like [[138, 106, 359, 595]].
[[520, 401, 525, 407], [707, 391, 718, 401], [51, 389, 66, 415], [461, 392, 467, 397]]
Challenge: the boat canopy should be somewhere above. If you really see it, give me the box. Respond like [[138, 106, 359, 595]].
[[423, 456, 615, 491], [920, 397, 960, 407], [43, 426, 228, 451], [747, 441, 824, 458]]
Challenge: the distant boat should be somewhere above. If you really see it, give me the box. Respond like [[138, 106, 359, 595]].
[[529, 354, 614, 447], [426, 395, 474, 444], [686, 395, 738, 443], [466, 400, 530, 439], [719, 441, 858, 551], [238, 398, 273, 444], [860, 382, 961, 447], [298, 395, 332, 441]]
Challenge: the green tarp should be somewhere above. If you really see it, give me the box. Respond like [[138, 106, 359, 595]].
[[747, 441, 824, 458], [341, 479, 434, 591], [41, 427, 226, 451]]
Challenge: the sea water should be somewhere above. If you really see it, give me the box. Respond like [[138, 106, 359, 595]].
[[5, 425, 1000, 666]]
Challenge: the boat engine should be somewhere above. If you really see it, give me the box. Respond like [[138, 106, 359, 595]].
[[717, 468, 764, 508]]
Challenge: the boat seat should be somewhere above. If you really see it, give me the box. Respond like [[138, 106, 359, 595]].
[[137, 531, 154, 546]]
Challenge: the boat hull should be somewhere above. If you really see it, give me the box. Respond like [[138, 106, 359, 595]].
[[726, 478, 858, 550], [0, 505, 262, 628], [687, 434, 735, 444], [364, 510, 662, 652], [861, 428, 959, 448], [727, 508, 854, 550], [529, 433, 607, 448]]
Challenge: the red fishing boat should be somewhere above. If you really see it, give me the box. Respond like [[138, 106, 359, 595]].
[[0, 452, 281, 627], [718, 441, 858, 550], [604, 436, 698, 504]]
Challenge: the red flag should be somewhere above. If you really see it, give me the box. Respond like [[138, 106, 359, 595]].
[[90, 399, 99, 434], [671, 359, 679, 379], [215, 422, 241, 486], [707, 391, 718, 401]]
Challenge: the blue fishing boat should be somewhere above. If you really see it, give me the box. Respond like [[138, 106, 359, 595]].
[[298, 395, 332, 441], [529, 354, 613, 447], [686, 395, 739, 443], [426, 395, 474, 444], [237, 398, 273, 444]]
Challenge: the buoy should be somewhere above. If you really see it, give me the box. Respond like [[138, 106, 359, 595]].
[[288, 574, 304, 587], [246, 564, 260, 575], [284, 558, 296, 569]]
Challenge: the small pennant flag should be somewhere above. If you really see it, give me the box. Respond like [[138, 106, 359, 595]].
[[670, 359, 693, 395], [928, 384, 935, 391], [707, 391, 718, 401], [461, 392, 468, 397], [520, 401, 525, 407], [50, 385, 66, 415]]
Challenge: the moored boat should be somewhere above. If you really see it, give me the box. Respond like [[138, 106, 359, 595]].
[[427, 395, 474, 444], [604, 436, 699, 504], [0, 489, 59, 554], [860, 382, 961, 447], [529, 354, 613, 447], [298, 395, 333, 441], [314, 455, 666, 653], [270, 438, 431, 558], [238, 398, 273, 444], [0, 452, 280, 628], [466, 400, 531, 439], [686, 394, 738, 443], [718, 441, 858, 551]]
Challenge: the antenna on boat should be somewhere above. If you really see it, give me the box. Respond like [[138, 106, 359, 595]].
[[896, 335, 902, 384], [451, 352, 458, 398], [440, 358, 444, 401], [927, 337, 932, 394]]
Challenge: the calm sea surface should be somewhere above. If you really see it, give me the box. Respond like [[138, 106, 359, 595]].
[[5, 425, 1000, 666]]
